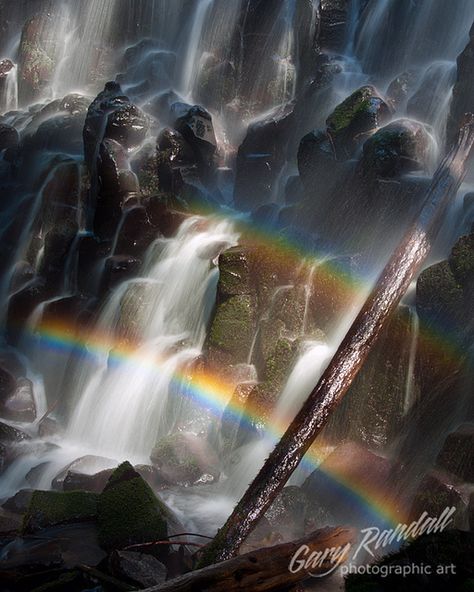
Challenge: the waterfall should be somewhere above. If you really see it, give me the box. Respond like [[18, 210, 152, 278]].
[[4, 65, 18, 112], [67, 217, 238, 461], [180, 0, 214, 98]]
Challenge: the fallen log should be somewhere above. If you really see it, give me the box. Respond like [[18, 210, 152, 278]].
[[144, 527, 354, 592], [200, 115, 474, 565]]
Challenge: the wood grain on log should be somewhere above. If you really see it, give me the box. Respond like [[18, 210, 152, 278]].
[[144, 527, 354, 592]]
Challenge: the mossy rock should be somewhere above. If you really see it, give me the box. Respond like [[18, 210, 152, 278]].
[[326, 85, 390, 158], [98, 461, 168, 550], [217, 247, 252, 298], [22, 490, 98, 533], [208, 294, 255, 362], [449, 233, 474, 289], [361, 118, 433, 178], [264, 337, 299, 392], [416, 260, 464, 327]]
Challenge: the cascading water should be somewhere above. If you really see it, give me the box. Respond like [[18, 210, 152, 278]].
[[68, 217, 238, 460], [1, 1, 474, 588]]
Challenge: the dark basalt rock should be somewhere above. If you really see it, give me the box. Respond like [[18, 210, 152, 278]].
[[0, 367, 16, 406], [100, 255, 142, 294], [319, 0, 350, 53], [150, 432, 220, 486], [2, 489, 34, 514], [109, 550, 167, 588], [172, 103, 217, 185], [326, 85, 392, 159], [436, 424, 474, 482], [386, 69, 419, 110], [105, 103, 148, 151], [39, 219, 78, 289], [6, 277, 52, 339], [360, 119, 434, 178], [234, 105, 294, 209], [22, 111, 86, 155], [407, 62, 456, 127], [83, 81, 129, 171], [0, 123, 19, 152], [94, 138, 140, 239], [0, 378, 36, 423], [113, 205, 156, 258]]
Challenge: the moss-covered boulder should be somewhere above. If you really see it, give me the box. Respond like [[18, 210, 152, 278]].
[[263, 336, 299, 393], [22, 490, 98, 533], [207, 294, 256, 365], [449, 232, 474, 291], [97, 461, 169, 550], [360, 118, 434, 178], [150, 432, 220, 486], [326, 85, 391, 159], [217, 247, 253, 297], [345, 530, 474, 591]]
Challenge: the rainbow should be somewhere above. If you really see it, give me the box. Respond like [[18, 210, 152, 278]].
[[20, 216, 468, 536]]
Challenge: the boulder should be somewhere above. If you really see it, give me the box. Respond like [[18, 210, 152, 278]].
[[436, 424, 474, 482], [234, 105, 294, 209], [83, 81, 129, 171], [100, 255, 142, 294], [449, 232, 474, 291], [22, 490, 99, 533], [105, 103, 148, 151], [326, 85, 391, 159], [319, 0, 350, 52], [51, 455, 117, 491], [360, 119, 435, 178], [0, 123, 19, 152], [0, 377, 36, 423], [2, 489, 34, 514], [109, 550, 167, 587], [63, 469, 114, 493], [150, 432, 220, 486], [38, 219, 78, 289], [97, 461, 169, 550], [410, 470, 468, 528], [386, 69, 419, 110]]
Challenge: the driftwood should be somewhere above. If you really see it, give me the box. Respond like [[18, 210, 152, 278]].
[[144, 527, 354, 592], [200, 116, 474, 565]]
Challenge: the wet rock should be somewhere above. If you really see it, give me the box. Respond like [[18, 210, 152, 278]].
[[217, 247, 253, 298], [173, 103, 217, 185], [447, 24, 474, 146], [2, 489, 34, 514], [0, 508, 22, 534], [360, 119, 435, 178], [6, 277, 51, 338], [83, 81, 129, 171], [38, 416, 60, 439], [23, 490, 99, 533], [196, 57, 236, 110], [207, 294, 256, 365], [302, 442, 397, 524], [220, 383, 260, 452], [407, 62, 456, 126], [1, 378, 36, 423], [143, 89, 182, 124], [154, 127, 196, 192], [0, 123, 19, 152], [113, 205, 156, 257], [105, 103, 148, 151], [98, 461, 169, 550], [326, 305, 414, 449], [285, 175, 305, 205], [100, 255, 142, 294], [63, 469, 113, 493], [0, 366, 16, 404], [416, 260, 464, 332], [410, 470, 467, 528], [18, 14, 62, 102], [109, 550, 167, 587], [39, 160, 83, 231], [326, 85, 391, 159], [39, 219, 78, 289], [436, 424, 474, 482], [51, 455, 117, 491], [449, 231, 474, 291], [94, 138, 140, 239], [265, 486, 310, 540], [386, 69, 419, 110], [234, 105, 294, 209], [150, 432, 220, 486], [319, 0, 351, 52], [0, 421, 30, 443], [23, 111, 86, 154]]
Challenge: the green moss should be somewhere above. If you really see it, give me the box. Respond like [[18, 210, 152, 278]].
[[417, 260, 463, 324], [218, 247, 251, 297], [98, 461, 168, 550], [151, 434, 201, 483], [327, 86, 374, 134], [22, 490, 98, 533], [264, 337, 298, 391], [208, 294, 255, 360]]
